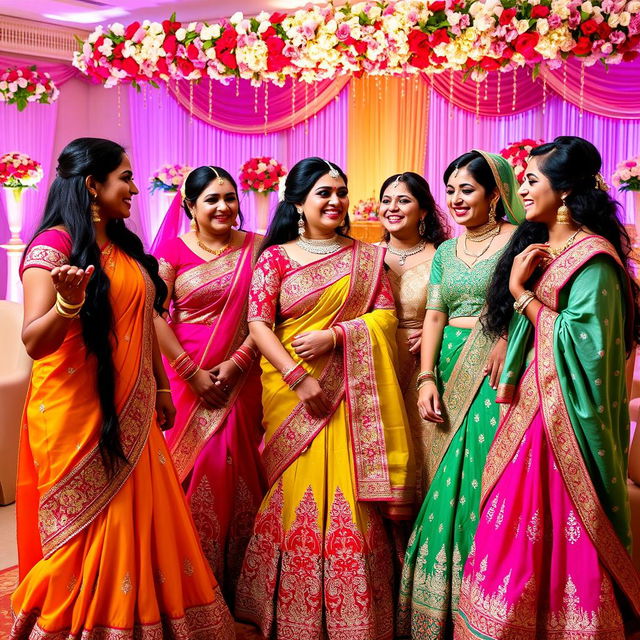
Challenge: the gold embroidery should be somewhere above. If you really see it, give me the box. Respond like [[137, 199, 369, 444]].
[[23, 244, 68, 271], [183, 557, 194, 576], [565, 510, 582, 544], [66, 574, 77, 593], [121, 572, 132, 594], [174, 246, 240, 301], [158, 450, 166, 464]]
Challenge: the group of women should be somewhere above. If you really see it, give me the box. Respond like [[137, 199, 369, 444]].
[[10, 134, 640, 640]]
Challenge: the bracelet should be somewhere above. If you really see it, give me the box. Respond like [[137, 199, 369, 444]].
[[230, 353, 247, 373], [289, 372, 309, 390], [417, 379, 437, 392], [56, 292, 85, 310], [283, 364, 308, 389], [417, 369, 436, 380], [170, 351, 199, 380], [156, 388, 172, 393], [513, 290, 535, 315], [329, 327, 337, 350], [281, 364, 298, 378], [54, 301, 81, 318]]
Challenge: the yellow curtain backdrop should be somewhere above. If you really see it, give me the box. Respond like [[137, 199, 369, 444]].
[[346, 75, 430, 210]]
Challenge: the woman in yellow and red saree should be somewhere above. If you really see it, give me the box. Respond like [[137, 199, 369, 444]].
[[455, 137, 640, 639], [235, 157, 415, 640], [152, 167, 266, 606], [11, 139, 234, 639]]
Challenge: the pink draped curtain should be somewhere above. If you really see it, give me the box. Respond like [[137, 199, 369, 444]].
[[128, 82, 349, 246]]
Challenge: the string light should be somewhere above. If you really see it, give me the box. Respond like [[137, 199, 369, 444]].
[[475, 78, 480, 123], [542, 74, 547, 116], [497, 71, 501, 115], [264, 83, 269, 136], [511, 67, 517, 112], [208, 76, 213, 120], [579, 61, 585, 118], [448, 69, 454, 120]]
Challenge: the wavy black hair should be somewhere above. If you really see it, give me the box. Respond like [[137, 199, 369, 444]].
[[483, 135, 640, 346], [26, 137, 168, 474], [379, 172, 450, 247], [261, 157, 350, 252], [182, 165, 244, 229], [444, 151, 507, 221]]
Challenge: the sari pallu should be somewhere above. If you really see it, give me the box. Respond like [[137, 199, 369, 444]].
[[236, 241, 415, 640], [155, 233, 266, 603], [12, 229, 234, 639], [456, 236, 640, 640]]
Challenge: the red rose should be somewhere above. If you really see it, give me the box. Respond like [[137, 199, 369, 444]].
[[265, 36, 289, 71], [430, 1, 446, 12], [162, 19, 181, 34], [430, 28, 450, 47], [249, 158, 259, 170], [26, 83, 35, 92], [113, 42, 125, 58], [581, 19, 598, 35], [623, 50, 639, 62], [214, 28, 238, 65], [270, 12, 287, 24], [480, 56, 501, 71], [572, 35, 592, 55], [124, 21, 141, 40], [531, 5, 550, 18], [7, 70, 18, 82], [121, 57, 140, 76], [514, 32, 541, 60], [163, 34, 178, 57], [262, 26, 277, 39], [187, 43, 199, 60], [156, 57, 169, 77], [597, 22, 612, 39], [177, 58, 195, 76], [499, 8, 517, 25]]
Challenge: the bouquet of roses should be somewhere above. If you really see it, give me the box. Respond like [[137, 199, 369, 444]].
[[500, 139, 545, 184], [0, 66, 59, 111], [612, 156, 640, 192], [239, 157, 286, 193], [149, 163, 193, 194], [0, 152, 43, 189], [352, 198, 380, 221]]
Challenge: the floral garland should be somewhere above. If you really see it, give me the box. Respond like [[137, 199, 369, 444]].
[[352, 197, 380, 220], [0, 66, 59, 111], [239, 156, 286, 193], [72, 1, 640, 88], [500, 138, 545, 183], [0, 152, 43, 189], [612, 155, 640, 191], [149, 163, 193, 193]]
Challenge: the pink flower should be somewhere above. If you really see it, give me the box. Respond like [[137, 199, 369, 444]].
[[609, 30, 626, 44], [336, 23, 351, 41], [548, 14, 562, 29], [302, 20, 318, 38], [625, 161, 638, 168]]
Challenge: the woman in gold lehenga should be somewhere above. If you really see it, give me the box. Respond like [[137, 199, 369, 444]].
[[378, 172, 450, 501]]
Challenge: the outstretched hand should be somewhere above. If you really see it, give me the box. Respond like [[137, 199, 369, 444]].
[[51, 264, 95, 304]]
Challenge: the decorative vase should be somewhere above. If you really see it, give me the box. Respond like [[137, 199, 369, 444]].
[[635, 191, 640, 239], [1, 186, 27, 302], [255, 191, 271, 233]]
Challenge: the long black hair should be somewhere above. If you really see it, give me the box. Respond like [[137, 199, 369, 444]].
[[182, 165, 244, 229], [483, 135, 640, 345], [261, 157, 350, 252], [379, 172, 450, 247], [444, 151, 508, 221], [27, 137, 168, 473]]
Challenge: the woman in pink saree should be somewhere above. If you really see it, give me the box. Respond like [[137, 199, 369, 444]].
[[153, 165, 266, 605], [455, 137, 640, 638]]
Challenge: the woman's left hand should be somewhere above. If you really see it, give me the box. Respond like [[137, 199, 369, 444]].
[[291, 330, 334, 361], [484, 337, 507, 389], [408, 329, 422, 354], [155, 392, 176, 431], [210, 359, 242, 397]]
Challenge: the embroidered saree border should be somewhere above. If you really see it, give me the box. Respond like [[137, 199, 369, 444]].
[[170, 235, 255, 481], [426, 323, 496, 486], [537, 306, 640, 613], [262, 242, 384, 489], [22, 245, 69, 272], [342, 318, 392, 500], [173, 246, 241, 301], [38, 269, 156, 558]]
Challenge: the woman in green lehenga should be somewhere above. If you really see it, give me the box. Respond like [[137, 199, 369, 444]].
[[397, 151, 525, 639]]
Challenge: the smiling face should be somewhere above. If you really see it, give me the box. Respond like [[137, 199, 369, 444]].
[[299, 173, 349, 236], [93, 154, 138, 220], [379, 180, 425, 238], [445, 166, 497, 228], [518, 155, 564, 224], [189, 179, 239, 235]]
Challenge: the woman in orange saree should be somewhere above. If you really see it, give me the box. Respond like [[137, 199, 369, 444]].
[[11, 138, 234, 639], [235, 157, 415, 640], [153, 166, 266, 605]]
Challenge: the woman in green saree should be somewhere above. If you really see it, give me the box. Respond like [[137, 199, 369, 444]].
[[456, 136, 640, 639], [398, 151, 525, 639]]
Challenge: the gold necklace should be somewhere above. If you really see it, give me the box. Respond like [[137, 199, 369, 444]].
[[466, 219, 500, 242], [547, 227, 583, 259], [462, 223, 501, 260], [196, 233, 231, 256]]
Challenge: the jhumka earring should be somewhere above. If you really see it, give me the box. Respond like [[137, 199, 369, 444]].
[[90, 196, 101, 223], [190, 216, 198, 231], [297, 208, 305, 236], [488, 197, 499, 224], [418, 218, 426, 235], [556, 197, 571, 225]]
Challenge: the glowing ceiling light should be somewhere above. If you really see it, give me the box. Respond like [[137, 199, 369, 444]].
[[42, 8, 128, 24]]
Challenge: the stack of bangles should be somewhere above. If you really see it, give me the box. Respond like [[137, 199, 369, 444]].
[[513, 290, 536, 315], [230, 344, 258, 373], [416, 369, 436, 391], [282, 363, 308, 390], [170, 351, 199, 380], [54, 292, 84, 319]]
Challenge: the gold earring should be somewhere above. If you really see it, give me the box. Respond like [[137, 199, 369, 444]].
[[90, 197, 101, 223], [418, 218, 426, 235], [297, 208, 305, 236], [190, 216, 198, 231], [488, 197, 499, 224], [557, 197, 571, 225]]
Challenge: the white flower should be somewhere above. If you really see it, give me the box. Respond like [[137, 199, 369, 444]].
[[110, 22, 125, 37], [87, 25, 104, 44], [175, 28, 187, 42], [230, 11, 244, 24], [619, 11, 631, 26], [516, 19, 530, 34], [608, 13, 621, 27], [581, 1, 594, 13], [537, 18, 550, 35]]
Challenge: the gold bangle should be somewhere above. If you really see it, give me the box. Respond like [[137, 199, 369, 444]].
[[156, 388, 172, 393], [329, 328, 337, 350], [514, 290, 535, 315], [54, 301, 80, 318], [417, 379, 436, 391], [56, 292, 85, 310]]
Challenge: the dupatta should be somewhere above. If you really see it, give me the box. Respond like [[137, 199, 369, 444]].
[[17, 237, 157, 578], [487, 235, 640, 614], [261, 241, 414, 508]]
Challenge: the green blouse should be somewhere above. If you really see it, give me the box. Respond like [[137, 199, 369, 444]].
[[426, 238, 504, 319]]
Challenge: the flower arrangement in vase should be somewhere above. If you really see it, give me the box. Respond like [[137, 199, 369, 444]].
[[499, 138, 545, 183], [0, 66, 59, 111], [149, 163, 193, 194]]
